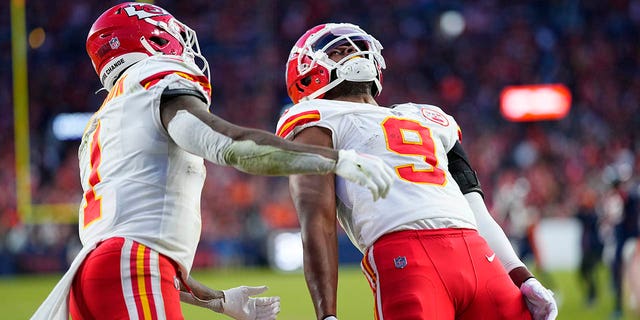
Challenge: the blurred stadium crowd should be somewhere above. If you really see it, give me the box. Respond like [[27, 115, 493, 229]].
[[0, 0, 639, 307]]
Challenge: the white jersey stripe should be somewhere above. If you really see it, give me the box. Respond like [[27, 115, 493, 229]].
[[367, 247, 384, 320], [121, 239, 139, 320], [149, 250, 166, 320]]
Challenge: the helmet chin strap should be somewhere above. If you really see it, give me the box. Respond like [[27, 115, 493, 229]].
[[302, 77, 344, 101]]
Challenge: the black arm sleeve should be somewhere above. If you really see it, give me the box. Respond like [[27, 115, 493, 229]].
[[447, 141, 484, 197], [161, 88, 207, 104]]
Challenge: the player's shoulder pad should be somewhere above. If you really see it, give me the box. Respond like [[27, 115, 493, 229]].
[[394, 103, 457, 128], [411, 103, 450, 115]]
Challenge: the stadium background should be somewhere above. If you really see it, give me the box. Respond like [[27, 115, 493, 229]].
[[1, 0, 639, 319]]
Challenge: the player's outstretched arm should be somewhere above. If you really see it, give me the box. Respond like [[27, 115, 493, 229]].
[[179, 276, 280, 320], [160, 95, 392, 200]]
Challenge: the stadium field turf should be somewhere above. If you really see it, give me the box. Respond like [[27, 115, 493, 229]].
[[1, 265, 637, 319]]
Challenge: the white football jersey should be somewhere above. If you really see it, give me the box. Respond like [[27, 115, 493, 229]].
[[78, 55, 211, 274], [276, 99, 478, 252]]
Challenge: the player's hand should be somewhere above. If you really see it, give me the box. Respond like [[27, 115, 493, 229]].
[[179, 285, 280, 320], [222, 285, 280, 320], [520, 278, 558, 320], [335, 149, 394, 201], [323, 316, 338, 320]]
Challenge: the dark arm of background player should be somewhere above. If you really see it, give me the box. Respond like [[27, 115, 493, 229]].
[[181, 276, 224, 300], [447, 141, 534, 288], [159, 94, 338, 161], [289, 126, 340, 320]]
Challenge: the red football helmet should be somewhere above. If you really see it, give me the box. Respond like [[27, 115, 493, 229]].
[[286, 23, 385, 104], [86, 2, 208, 90]]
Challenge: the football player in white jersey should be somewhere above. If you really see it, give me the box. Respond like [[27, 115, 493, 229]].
[[32, 4, 394, 320], [277, 23, 558, 320]]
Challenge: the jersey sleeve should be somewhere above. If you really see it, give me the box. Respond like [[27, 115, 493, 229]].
[[275, 101, 337, 140], [448, 115, 463, 150], [113, 56, 213, 140], [131, 56, 212, 105]]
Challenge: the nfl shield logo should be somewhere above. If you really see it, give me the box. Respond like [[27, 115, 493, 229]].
[[109, 37, 120, 49], [394, 256, 407, 269]]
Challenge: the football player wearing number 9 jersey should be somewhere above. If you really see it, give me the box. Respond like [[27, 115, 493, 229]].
[[277, 23, 558, 320], [32, 4, 395, 320]]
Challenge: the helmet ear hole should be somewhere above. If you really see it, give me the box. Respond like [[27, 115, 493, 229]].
[[301, 76, 311, 86], [149, 36, 169, 46]]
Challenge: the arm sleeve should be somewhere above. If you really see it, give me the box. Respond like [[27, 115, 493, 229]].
[[167, 110, 337, 175], [447, 141, 483, 196], [465, 192, 525, 272], [162, 88, 208, 104], [167, 110, 232, 165]]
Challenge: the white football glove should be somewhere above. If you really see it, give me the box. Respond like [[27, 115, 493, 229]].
[[179, 285, 280, 320], [222, 286, 280, 320], [520, 278, 558, 320], [323, 316, 338, 320], [335, 149, 394, 201]]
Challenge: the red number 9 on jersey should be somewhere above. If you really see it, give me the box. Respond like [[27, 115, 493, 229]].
[[381, 117, 446, 185]]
